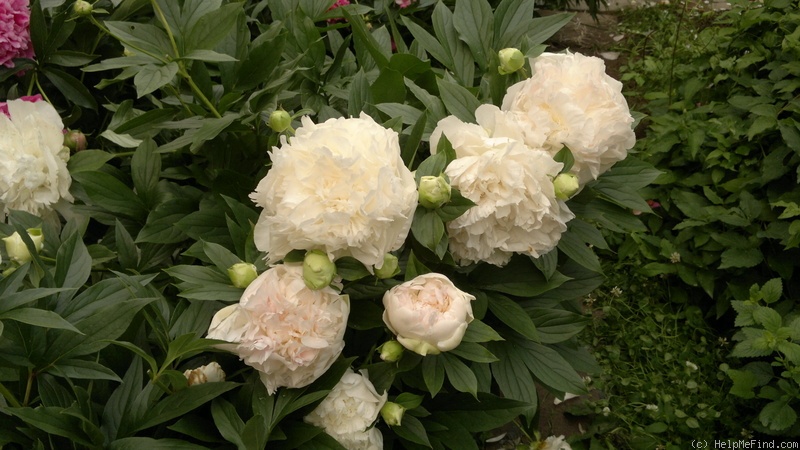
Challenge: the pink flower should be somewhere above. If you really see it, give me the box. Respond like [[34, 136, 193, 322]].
[[647, 199, 661, 209], [0, 0, 35, 68], [395, 0, 415, 7], [326, 0, 349, 23], [0, 94, 41, 116]]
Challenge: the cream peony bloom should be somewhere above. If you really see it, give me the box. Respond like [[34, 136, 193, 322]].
[[430, 114, 574, 267], [183, 362, 226, 386], [537, 435, 572, 450], [0, 98, 73, 216], [250, 113, 418, 270], [206, 264, 349, 394], [382, 273, 475, 355], [304, 368, 387, 450], [500, 51, 636, 185]]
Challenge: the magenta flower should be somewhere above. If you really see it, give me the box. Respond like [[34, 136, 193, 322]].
[[395, 0, 416, 8], [326, 0, 349, 24], [0, 0, 35, 68]]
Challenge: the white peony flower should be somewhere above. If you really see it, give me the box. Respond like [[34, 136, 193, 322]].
[[538, 435, 572, 450], [206, 264, 349, 394], [0, 98, 73, 216], [430, 115, 574, 267], [500, 51, 636, 185], [183, 362, 226, 386], [304, 368, 387, 450], [250, 113, 418, 270], [382, 273, 475, 355]]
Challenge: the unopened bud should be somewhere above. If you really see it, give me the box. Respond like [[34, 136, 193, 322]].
[[303, 250, 336, 290], [380, 401, 406, 426], [374, 253, 399, 279], [3, 228, 44, 264], [227, 262, 258, 288], [418, 175, 451, 209], [497, 48, 524, 75], [269, 109, 292, 133], [64, 130, 87, 152], [183, 362, 226, 386], [73, 0, 93, 16], [553, 173, 579, 200], [378, 340, 404, 362]]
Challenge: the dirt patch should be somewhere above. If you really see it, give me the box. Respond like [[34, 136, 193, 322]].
[[540, 10, 626, 80]]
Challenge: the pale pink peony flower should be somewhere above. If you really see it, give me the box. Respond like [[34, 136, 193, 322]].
[[305, 368, 387, 450], [206, 264, 350, 394], [0, 0, 35, 68], [0, 97, 73, 216], [382, 273, 475, 355], [250, 113, 417, 271], [0, 94, 41, 116], [430, 108, 574, 266], [500, 52, 636, 185]]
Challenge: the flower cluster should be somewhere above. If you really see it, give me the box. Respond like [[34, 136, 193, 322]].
[[0, 0, 34, 68], [0, 97, 73, 216], [430, 51, 635, 266]]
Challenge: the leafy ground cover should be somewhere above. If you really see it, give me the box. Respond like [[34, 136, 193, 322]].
[[557, 0, 800, 445]]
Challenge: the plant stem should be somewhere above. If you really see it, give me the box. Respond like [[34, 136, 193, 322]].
[[22, 370, 34, 406], [180, 68, 222, 118]]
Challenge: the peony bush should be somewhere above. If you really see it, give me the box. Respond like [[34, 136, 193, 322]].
[[0, 0, 657, 448]]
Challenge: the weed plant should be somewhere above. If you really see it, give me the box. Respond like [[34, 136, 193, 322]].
[[571, 262, 741, 449]]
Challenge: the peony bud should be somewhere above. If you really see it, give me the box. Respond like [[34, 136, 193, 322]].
[[183, 362, 226, 386], [497, 48, 524, 75], [3, 229, 44, 264], [553, 173, 579, 200], [269, 109, 292, 133], [380, 401, 406, 426], [73, 0, 93, 16], [418, 175, 451, 209], [303, 250, 337, 290], [64, 130, 87, 152], [374, 253, 399, 279], [227, 262, 258, 288], [377, 340, 404, 362]]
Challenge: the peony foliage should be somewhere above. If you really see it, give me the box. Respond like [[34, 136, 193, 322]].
[[0, 0, 658, 448]]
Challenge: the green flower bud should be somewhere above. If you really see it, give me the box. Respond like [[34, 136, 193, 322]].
[[553, 173, 580, 200], [64, 130, 87, 152], [377, 340, 404, 362], [374, 253, 399, 279], [418, 175, 451, 209], [227, 262, 258, 288], [3, 228, 44, 264], [380, 401, 406, 427], [303, 250, 337, 290], [497, 48, 524, 75], [73, 0, 93, 16], [269, 109, 292, 133]]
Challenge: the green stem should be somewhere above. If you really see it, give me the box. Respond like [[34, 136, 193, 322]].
[[34, 77, 52, 104], [22, 370, 34, 406], [26, 73, 36, 96], [179, 69, 222, 118], [0, 382, 21, 408], [150, 0, 181, 58]]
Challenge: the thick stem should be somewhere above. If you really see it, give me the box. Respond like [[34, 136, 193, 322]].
[[22, 370, 34, 406]]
